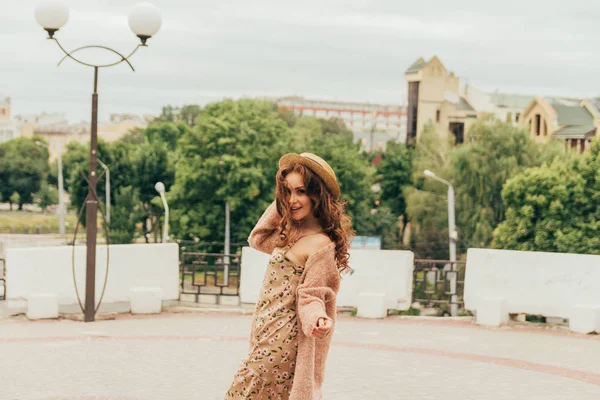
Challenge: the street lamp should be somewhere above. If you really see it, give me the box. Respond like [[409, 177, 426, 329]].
[[35, 1, 162, 322], [97, 159, 110, 224], [154, 182, 169, 243], [35, 141, 66, 235], [424, 169, 458, 317]]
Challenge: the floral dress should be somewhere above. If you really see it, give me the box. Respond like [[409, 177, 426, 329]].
[[226, 245, 304, 399]]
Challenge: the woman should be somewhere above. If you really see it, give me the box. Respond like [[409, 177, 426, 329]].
[[226, 152, 354, 400]]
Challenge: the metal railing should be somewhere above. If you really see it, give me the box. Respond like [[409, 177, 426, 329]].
[[412, 259, 466, 309], [179, 252, 240, 303]]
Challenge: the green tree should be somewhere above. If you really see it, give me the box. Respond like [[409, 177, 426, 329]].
[[143, 121, 189, 151], [9, 192, 20, 210], [156, 105, 202, 127], [376, 141, 413, 217], [156, 105, 178, 122], [0, 137, 49, 210], [493, 139, 599, 254], [404, 122, 455, 259], [109, 186, 141, 244], [179, 105, 203, 127], [36, 183, 58, 213], [451, 119, 542, 249], [170, 99, 294, 250]]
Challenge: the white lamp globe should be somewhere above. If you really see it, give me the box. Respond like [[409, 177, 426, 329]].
[[155, 182, 165, 194], [128, 2, 162, 44], [35, 1, 69, 35]]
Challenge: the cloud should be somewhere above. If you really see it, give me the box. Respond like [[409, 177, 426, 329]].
[[4, 0, 600, 122]]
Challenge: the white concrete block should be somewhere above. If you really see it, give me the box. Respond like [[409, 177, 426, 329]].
[[569, 305, 600, 334], [27, 293, 59, 320], [219, 296, 241, 306], [476, 297, 508, 327], [6, 299, 27, 316], [130, 287, 162, 314], [357, 292, 387, 319]]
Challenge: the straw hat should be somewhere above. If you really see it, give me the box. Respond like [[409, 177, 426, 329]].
[[278, 152, 341, 198]]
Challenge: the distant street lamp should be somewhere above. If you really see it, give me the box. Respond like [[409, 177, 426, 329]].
[[97, 159, 110, 224], [154, 182, 169, 243], [35, 0, 162, 322], [424, 169, 458, 317], [35, 141, 66, 235]]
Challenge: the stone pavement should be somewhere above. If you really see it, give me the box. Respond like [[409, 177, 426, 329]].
[[1, 312, 599, 400]]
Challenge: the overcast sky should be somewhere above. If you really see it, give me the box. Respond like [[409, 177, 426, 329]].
[[3, 0, 600, 122]]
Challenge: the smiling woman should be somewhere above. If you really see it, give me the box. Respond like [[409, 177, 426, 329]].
[[225, 152, 354, 399]]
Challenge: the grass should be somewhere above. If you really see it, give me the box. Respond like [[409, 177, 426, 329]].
[[0, 210, 78, 234]]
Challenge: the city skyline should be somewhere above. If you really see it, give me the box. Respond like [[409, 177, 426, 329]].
[[3, 0, 600, 122]]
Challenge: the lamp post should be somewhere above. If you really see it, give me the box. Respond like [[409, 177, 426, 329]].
[[424, 169, 458, 317], [154, 182, 169, 243], [97, 159, 110, 224], [35, 141, 65, 235], [35, 1, 162, 322]]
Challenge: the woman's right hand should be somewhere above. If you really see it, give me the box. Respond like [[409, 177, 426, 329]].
[[311, 317, 332, 339]]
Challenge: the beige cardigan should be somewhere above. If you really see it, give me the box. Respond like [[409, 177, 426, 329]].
[[248, 202, 341, 400]]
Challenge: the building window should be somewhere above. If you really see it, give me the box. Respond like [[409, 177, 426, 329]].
[[515, 113, 521, 122], [535, 114, 541, 136], [506, 112, 512, 123], [543, 119, 547, 136], [407, 82, 420, 143], [436, 110, 440, 123], [449, 122, 464, 144]]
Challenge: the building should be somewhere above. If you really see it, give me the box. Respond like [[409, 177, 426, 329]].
[[16, 113, 88, 159], [0, 97, 21, 143], [520, 97, 600, 153], [405, 56, 538, 145], [277, 96, 406, 151], [463, 86, 533, 126], [14, 112, 151, 158], [98, 113, 151, 142], [405, 57, 479, 145]]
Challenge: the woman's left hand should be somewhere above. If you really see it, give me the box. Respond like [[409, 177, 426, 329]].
[[311, 317, 332, 339]]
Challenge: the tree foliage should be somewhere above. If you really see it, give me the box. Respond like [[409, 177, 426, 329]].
[[376, 141, 413, 217], [493, 139, 600, 254], [0, 137, 49, 209], [170, 99, 293, 249]]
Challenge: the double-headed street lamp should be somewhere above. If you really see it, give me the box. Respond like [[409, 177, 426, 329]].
[[35, 1, 162, 322], [424, 169, 458, 317], [35, 141, 66, 235]]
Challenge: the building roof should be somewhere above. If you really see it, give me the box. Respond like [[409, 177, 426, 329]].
[[551, 102, 594, 126], [457, 97, 475, 111], [547, 99, 596, 139], [405, 58, 427, 74], [489, 93, 534, 109], [552, 125, 595, 139]]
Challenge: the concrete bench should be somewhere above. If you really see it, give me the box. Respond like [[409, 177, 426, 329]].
[[130, 287, 163, 314], [569, 305, 600, 334], [27, 293, 59, 320], [476, 297, 508, 327], [357, 292, 387, 319]]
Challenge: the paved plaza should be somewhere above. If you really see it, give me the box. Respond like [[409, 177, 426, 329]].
[[1, 311, 599, 400]]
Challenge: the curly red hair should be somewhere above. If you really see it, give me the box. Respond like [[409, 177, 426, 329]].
[[274, 163, 354, 273]]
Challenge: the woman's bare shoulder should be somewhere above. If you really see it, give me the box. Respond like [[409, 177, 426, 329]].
[[305, 234, 334, 258]]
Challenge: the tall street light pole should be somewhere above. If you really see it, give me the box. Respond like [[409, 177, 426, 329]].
[[35, 1, 162, 322], [154, 182, 169, 243], [424, 169, 458, 317], [97, 159, 110, 224], [35, 140, 65, 235]]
